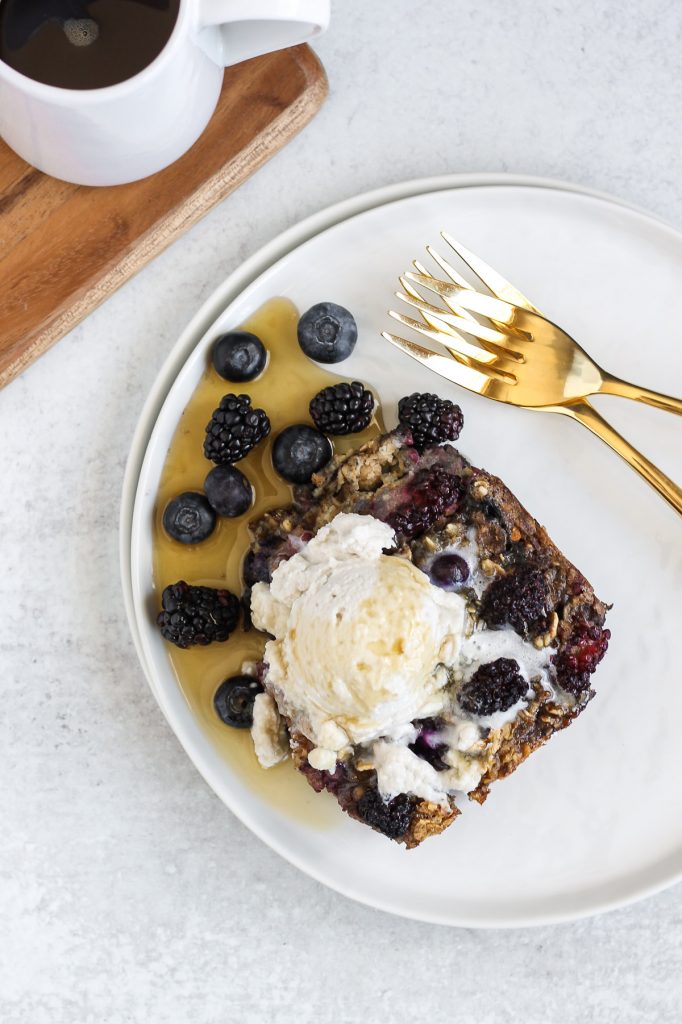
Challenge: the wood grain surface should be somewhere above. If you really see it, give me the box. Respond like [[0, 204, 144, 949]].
[[0, 45, 327, 389]]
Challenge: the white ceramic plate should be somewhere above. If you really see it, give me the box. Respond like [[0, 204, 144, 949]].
[[129, 183, 682, 927], [120, 173, 643, 684]]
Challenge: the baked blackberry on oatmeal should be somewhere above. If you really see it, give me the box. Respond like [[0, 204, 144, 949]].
[[243, 405, 610, 848]]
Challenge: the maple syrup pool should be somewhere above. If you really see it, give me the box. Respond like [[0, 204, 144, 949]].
[[152, 298, 382, 824]]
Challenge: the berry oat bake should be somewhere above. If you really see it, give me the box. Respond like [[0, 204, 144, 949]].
[[156, 302, 611, 850], [243, 413, 610, 848]]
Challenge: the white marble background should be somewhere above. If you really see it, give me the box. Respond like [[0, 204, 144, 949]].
[[2, 1, 682, 1020]]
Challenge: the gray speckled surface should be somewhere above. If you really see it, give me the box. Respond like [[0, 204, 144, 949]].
[[2, 1, 682, 1020]]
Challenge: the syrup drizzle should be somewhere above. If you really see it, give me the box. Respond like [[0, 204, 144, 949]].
[[153, 298, 382, 824]]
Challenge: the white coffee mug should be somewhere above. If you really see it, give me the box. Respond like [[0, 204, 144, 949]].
[[0, 0, 330, 186]]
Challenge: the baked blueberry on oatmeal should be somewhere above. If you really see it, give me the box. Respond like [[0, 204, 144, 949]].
[[241, 406, 610, 848]]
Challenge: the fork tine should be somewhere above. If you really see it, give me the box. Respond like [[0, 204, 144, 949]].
[[382, 330, 498, 393], [423, 246, 472, 290], [393, 294, 512, 346], [414, 259, 475, 311], [405, 272, 517, 325], [440, 231, 542, 314], [395, 287, 507, 362], [399, 274, 465, 328], [429, 323, 525, 372], [399, 275, 473, 336], [388, 310, 518, 383], [408, 262, 478, 323], [395, 280, 475, 348], [389, 308, 471, 346]]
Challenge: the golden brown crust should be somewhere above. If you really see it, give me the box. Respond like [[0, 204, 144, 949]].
[[404, 800, 459, 849]]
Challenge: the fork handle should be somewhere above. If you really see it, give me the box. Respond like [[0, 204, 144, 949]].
[[560, 400, 682, 516], [599, 375, 682, 417]]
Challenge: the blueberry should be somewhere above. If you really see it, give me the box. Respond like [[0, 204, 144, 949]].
[[430, 553, 469, 589], [272, 425, 332, 484], [204, 464, 253, 517], [408, 720, 450, 771], [242, 549, 273, 588], [162, 492, 216, 544], [212, 331, 267, 382], [297, 302, 358, 363], [214, 675, 264, 728]]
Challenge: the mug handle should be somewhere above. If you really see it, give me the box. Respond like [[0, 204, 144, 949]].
[[197, 0, 330, 66]]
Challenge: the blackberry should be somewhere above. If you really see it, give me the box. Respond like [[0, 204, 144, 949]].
[[157, 581, 240, 648], [459, 658, 527, 716], [556, 668, 590, 698], [356, 789, 414, 840], [204, 394, 270, 464], [480, 566, 549, 637], [387, 466, 463, 539], [309, 381, 374, 435], [398, 392, 464, 450], [554, 619, 610, 696]]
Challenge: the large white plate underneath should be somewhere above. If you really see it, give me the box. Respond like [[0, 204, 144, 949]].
[[126, 180, 682, 926]]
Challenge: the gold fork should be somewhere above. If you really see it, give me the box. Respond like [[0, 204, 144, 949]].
[[382, 233, 682, 516]]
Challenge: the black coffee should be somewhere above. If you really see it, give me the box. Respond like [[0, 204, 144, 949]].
[[0, 0, 180, 90]]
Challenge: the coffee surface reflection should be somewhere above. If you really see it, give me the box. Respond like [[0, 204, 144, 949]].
[[0, 0, 180, 89]]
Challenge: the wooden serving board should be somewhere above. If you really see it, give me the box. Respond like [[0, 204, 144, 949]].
[[0, 45, 327, 389]]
